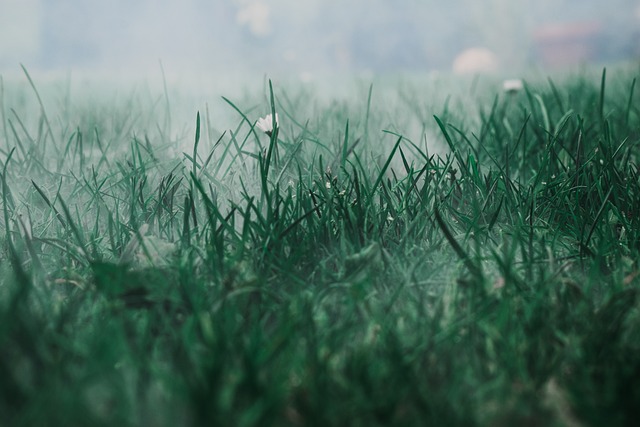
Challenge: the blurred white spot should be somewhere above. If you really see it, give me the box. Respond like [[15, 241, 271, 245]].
[[503, 79, 523, 93], [452, 47, 499, 75], [236, 1, 272, 37]]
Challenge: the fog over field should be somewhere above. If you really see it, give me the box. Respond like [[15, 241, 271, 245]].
[[1, 0, 639, 83], [2, 3, 640, 426]]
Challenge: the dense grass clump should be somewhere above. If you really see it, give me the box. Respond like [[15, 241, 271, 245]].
[[1, 66, 640, 426]]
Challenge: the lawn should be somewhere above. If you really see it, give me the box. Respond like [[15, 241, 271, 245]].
[[1, 65, 639, 426]]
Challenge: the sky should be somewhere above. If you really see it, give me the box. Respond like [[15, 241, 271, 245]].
[[1, 0, 639, 82]]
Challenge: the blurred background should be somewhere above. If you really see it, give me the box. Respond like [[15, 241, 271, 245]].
[[1, 0, 639, 82]]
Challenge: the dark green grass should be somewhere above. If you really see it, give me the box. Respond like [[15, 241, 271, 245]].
[[1, 66, 640, 426]]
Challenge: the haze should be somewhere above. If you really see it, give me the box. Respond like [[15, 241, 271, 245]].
[[1, 0, 639, 83]]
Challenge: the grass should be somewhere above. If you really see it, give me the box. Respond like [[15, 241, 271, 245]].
[[1, 65, 640, 426]]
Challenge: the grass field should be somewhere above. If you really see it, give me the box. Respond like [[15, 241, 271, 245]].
[[1, 65, 640, 426]]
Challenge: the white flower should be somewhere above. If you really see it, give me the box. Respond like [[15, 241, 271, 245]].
[[256, 113, 279, 136], [503, 79, 524, 94], [452, 47, 498, 75]]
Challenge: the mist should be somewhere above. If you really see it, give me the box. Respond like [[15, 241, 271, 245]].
[[2, 0, 639, 84]]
